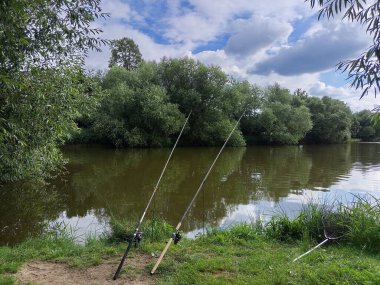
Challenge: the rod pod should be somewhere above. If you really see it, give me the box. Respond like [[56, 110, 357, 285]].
[[113, 110, 192, 280], [150, 110, 245, 275]]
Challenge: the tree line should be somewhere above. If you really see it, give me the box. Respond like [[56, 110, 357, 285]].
[[72, 55, 379, 149]]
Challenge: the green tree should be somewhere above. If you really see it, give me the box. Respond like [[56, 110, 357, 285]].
[[0, 0, 107, 73], [256, 85, 312, 145], [108, 37, 143, 70], [91, 65, 184, 147], [157, 57, 246, 146], [0, 0, 107, 183], [353, 110, 380, 141], [305, 96, 353, 143], [234, 81, 263, 144], [0, 68, 100, 182]]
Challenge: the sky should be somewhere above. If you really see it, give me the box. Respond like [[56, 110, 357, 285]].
[[86, 0, 379, 111]]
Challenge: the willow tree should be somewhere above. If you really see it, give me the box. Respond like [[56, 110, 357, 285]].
[[0, 0, 107, 183], [157, 57, 247, 146]]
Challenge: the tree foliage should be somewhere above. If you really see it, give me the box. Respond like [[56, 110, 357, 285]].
[[75, 57, 361, 148], [352, 110, 380, 141], [91, 65, 184, 147], [0, 0, 107, 183], [0, 68, 100, 182], [156, 58, 247, 146], [305, 96, 353, 143], [108, 37, 143, 70], [243, 85, 312, 145], [307, 0, 380, 98], [0, 0, 107, 74]]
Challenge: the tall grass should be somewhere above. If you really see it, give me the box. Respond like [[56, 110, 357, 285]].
[[107, 215, 174, 244], [266, 194, 380, 253], [342, 194, 380, 251], [105, 195, 380, 254]]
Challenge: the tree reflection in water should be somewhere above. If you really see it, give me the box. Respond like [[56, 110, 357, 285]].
[[1, 143, 379, 245]]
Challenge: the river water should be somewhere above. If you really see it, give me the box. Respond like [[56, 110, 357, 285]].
[[1, 143, 379, 245]]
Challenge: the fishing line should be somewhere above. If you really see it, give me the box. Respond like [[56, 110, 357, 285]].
[[151, 110, 246, 275], [151, 192, 156, 241], [113, 110, 192, 280], [202, 183, 205, 237]]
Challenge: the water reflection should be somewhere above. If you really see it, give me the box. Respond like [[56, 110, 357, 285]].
[[0, 182, 64, 245], [1, 143, 379, 245]]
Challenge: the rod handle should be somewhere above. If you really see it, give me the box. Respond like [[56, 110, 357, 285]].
[[151, 237, 173, 274], [113, 239, 134, 280]]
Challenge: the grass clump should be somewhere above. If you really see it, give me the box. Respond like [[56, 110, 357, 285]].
[[265, 194, 380, 253], [107, 215, 174, 243], [344, 195, 380, 251]]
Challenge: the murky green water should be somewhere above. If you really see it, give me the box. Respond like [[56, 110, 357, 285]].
[[1, 143, 380, 245]]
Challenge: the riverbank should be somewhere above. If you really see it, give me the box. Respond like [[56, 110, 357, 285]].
[[1, 196, 379, 285], [0, 227, 379, 285]]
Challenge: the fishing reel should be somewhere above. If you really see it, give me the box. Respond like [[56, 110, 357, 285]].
[[173, 231, 182, 245], [126, 232, 143, 247], [133, 231, 143, 247]]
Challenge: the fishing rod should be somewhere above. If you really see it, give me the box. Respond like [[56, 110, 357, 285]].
[[150, 110, 245, 275], [113, 110, 192, 280]]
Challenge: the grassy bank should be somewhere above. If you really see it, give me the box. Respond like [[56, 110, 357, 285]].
[[1, 196, 379, 284]]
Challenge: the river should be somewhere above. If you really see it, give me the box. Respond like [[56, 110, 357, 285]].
[[1, 143, 379, 245]]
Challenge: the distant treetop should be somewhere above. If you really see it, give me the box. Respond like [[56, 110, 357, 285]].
[[108, 37, 143, 70]]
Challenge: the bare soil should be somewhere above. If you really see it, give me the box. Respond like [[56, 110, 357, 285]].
[[16, 254, 157, 285]]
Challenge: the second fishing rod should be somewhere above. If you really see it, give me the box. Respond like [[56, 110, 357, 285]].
[[150, 109, 246, 275], [113, 110, 192, 280]]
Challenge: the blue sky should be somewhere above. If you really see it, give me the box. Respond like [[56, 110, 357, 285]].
[[86, 0, 378, 111]]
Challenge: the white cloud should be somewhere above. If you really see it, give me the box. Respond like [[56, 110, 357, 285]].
[[101, 0, 133, 21], [225, 17, 292, 57], [309, 82, 379, 112], [251, 22, 370, 75], [164, 11, 223, 45]]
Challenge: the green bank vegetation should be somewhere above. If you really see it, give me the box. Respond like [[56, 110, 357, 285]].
[[1, 196, 379, 284]]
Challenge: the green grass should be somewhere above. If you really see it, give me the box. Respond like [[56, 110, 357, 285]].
[[144, 225, 380, 285], [0, 226, 125, 278], [1, 196, 379, 284]]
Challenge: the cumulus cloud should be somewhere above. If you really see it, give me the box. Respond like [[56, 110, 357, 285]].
[[225, 17, 292, 57], [187, 0, 311, 22], [164, 12, 223, 45], [251, 22, 370, 76], [101, 0, 134, 21], [309, 82, 378, 111]]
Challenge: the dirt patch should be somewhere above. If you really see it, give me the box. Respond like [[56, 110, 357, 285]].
[[16, 254, 157, 285]]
